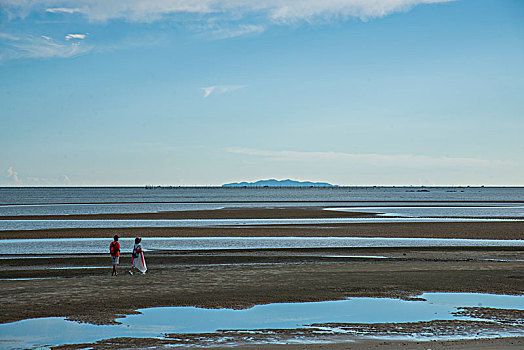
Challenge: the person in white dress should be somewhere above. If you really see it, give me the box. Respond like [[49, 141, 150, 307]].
[[129, 237, 147, 275]]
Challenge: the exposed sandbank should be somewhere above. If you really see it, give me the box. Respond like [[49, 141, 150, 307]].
[[1, 221, 522, 240]]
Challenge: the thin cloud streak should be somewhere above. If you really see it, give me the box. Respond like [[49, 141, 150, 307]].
[[225, 148, 517, 169], [46, 8, 81, 14], [0, 32, 21, 40], [209, 24, 265, 39], [201, 85, 247, 98], [65, 34, 87, 40]]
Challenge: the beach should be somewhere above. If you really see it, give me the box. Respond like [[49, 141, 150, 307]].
[[5, 0, 524, 346], [2, 243, 523, 324], [0, 188, 523, 349], [2, 243, 523, 348]]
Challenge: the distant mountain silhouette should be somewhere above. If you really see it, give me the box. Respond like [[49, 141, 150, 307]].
[[222, 179, 337, 187]]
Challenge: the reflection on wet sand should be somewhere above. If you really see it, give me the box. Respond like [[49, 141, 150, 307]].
[[1, 293, 522, 349]]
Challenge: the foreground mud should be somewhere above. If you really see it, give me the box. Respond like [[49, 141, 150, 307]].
[[1, 246, 522, 325]]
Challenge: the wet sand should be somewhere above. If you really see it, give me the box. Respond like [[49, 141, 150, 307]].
[[1, 221, 524, 240], [61, 318, 524, 349], [54, 336, 524, 350], [1, 205, 523, 221], [1, 247, 523, 321], [3, 247, 522, 349], [1, 206, 523, 349], [0, 207, 376, 220]]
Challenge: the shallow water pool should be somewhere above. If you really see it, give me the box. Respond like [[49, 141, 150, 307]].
[[0, 293, 522, 349]]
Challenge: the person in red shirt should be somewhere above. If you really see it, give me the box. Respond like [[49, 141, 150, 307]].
[[110, 235, 121, 276]]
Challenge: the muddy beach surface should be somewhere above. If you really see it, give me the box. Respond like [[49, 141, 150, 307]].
[[0, 207, 378, 221], [1, 244, 523, 349], [1, 206, 523, 349], [2, 221, 524, 240], [2, 245, 524, 324]]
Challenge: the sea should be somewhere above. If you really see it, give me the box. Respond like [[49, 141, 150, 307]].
[[1, 187, 523, 253], [0, 187, 523, 219], [1, 186, 524, 205]]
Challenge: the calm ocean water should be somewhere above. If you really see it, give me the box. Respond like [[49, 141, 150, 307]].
[[1, 187, 523, 231], [1, 186, 524, 205], [0, 187, 523, 254]]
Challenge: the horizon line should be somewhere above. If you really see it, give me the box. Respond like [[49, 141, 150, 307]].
[[2, 185, 524, 188]]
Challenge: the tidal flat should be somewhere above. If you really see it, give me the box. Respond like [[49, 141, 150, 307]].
[[1, 189, 523, 349], [1, 236, 523, 348]]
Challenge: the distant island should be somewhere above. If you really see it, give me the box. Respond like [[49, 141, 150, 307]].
[[222, 179, 338, 187]]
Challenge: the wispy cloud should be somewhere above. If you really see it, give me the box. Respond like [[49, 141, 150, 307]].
[[1, 1, 455, 61], [225, 148, 516, 169], [0, 33, 92, 61], [201, 85, 247, 98], [2, 167, 72, 186], [266, 0, 456, 23], [62, 175, 72, 185], [0, 32, 21, 41], [65, 33, 87, 40], [46, 7, 82, 14], [5, 1, 456, 23], [6, 167, 21, 185], [208, 24, 265, 39]]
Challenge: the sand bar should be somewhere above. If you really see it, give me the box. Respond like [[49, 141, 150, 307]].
[[1, 221, 522, 239]]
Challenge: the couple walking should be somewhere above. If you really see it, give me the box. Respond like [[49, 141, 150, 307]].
[[110, 235, 147, 276]]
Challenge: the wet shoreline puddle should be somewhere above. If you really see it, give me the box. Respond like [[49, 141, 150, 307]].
[[1, 293, 522, 349]]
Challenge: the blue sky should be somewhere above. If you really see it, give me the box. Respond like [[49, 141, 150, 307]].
[[1, 0, 523, 186]]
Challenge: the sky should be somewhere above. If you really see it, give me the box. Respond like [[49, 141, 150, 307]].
[[1, 0, 523, 186]]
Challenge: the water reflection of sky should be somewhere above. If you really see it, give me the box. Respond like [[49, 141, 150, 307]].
[[2, 237, 523, 255], [327, 206, 524, 218], [1, 217, 522, 231], [0, 293, 522, 349]]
